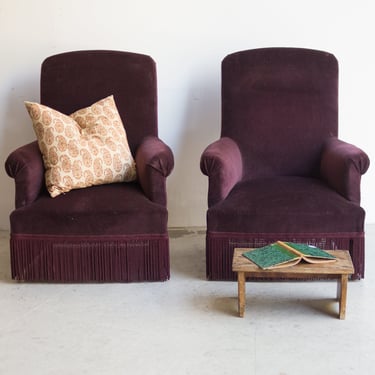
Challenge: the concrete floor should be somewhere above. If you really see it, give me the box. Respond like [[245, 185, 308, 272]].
[[0, 225, 374, 375]]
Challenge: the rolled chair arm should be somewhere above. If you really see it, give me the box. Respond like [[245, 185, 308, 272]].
[[200, 137, 243, 207], [5, 141, 45, 208], [135, 136, 174, 206], [320, 137, 370, 204]]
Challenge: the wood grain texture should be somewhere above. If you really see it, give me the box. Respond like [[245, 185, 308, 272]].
[[232, 249, 354, 319]]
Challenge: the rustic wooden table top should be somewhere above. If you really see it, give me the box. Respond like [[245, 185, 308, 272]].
[[232, 249, 354, 277]]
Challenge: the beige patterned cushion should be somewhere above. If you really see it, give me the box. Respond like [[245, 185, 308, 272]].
[[25, 95, 137, 198]]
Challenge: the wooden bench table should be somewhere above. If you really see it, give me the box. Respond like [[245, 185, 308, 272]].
[[232, 249, 354, 319]]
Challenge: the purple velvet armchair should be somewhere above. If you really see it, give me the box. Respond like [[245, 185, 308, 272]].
[[200, 48, 370, 280], [5, 50, 174, 282]]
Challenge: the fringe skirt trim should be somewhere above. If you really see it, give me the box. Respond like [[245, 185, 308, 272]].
[[10, 233, 170, 282], [206, 231, 365, 281]]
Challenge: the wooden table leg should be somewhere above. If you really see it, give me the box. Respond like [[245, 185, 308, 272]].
[[238, 271, 246, 317], [337, 274, 349, 320]]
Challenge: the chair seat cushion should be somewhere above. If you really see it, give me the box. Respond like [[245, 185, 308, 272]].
[[10, 182, 167, 235], [207, 176, 365, 234]]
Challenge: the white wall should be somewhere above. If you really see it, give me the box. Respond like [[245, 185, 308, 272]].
[[0, 0, 374, 229]]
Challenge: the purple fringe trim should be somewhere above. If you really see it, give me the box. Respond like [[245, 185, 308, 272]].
[[10, 233, 170, 282], [206, 231, 365, 281]]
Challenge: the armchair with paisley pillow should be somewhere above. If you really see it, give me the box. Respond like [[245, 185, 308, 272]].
[[5, 50, 174, 282]]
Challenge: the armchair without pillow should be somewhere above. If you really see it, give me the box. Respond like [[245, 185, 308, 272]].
[[201, 48, 369, 280], [5, 50, 174, 282]]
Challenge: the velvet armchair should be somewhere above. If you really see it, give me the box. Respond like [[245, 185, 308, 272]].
[[200, 48, 369, 280], [5, 50, 174, 282]]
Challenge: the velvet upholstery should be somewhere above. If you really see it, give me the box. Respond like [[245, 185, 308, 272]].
[[5, 50, 174, 282], [201, 48, 370, 280]]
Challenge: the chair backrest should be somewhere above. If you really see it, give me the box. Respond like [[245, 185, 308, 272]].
[[40, 50, 158, 154], [221, 47, 338, 179]]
